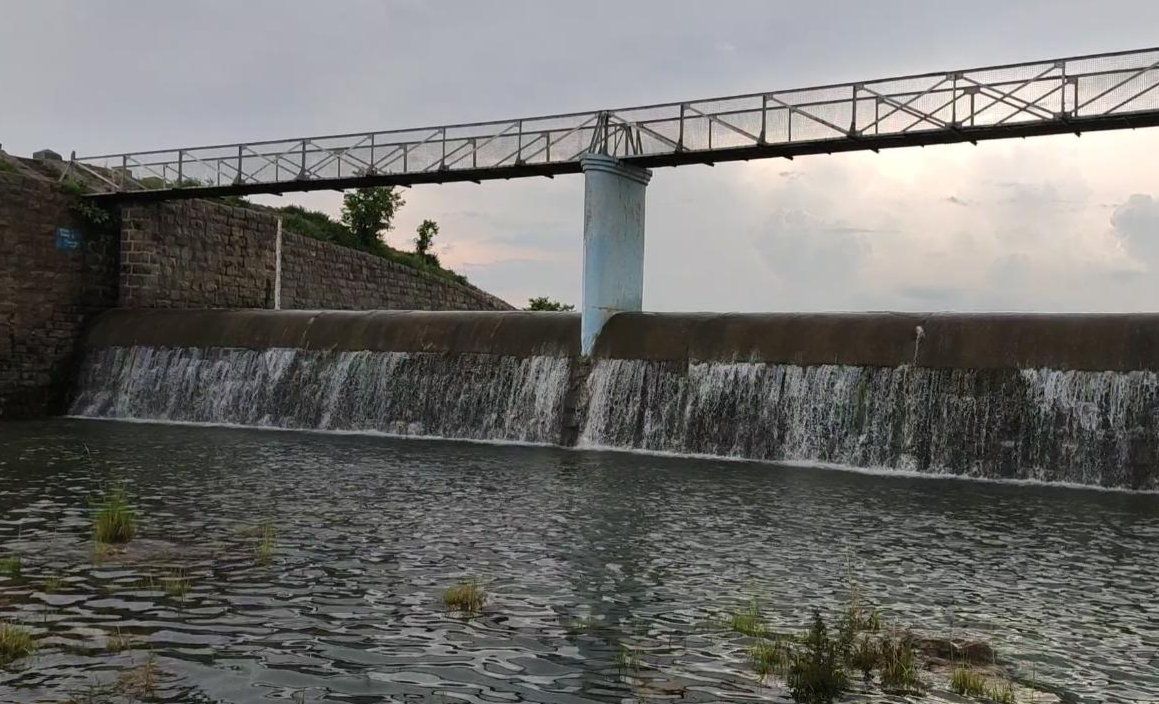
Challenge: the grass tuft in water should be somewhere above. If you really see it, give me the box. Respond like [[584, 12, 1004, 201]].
[[878, 634, 921, 694], [615, 641, 640, 673], [564, 615, 608, 636], [0, 555, 21, 578], [163, 569, 189, 599], [115, 654, 160, 698], [787, 611, 847, 704], [253, 520, 275, 566], [726, 599, 768, 638], [950, 664, 988, 697], [0, 621, 36, 666], [442, 578, 486, 614], [748, 635, 793, 682], [93, 484, 137, 544], [988, 676, 1016, 704], [848, 634, 879, 679], [106, 629, 132, 653]]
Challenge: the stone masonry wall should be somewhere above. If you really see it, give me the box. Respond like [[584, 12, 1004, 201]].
[[119, 201, 279, 309], [0, 161, 119, 418], [280, 232, 512, 311], [1, 180, 511, 419]]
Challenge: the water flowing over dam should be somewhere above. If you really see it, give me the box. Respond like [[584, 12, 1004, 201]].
[[71, 309, 1159, 490]]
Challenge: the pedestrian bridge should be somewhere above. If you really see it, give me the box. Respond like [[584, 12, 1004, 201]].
[[71, 47, 1159, 201], [67, 47, 1159, 354]]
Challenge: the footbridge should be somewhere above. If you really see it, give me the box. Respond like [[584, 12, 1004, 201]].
[[67, 47, 1159, 352]]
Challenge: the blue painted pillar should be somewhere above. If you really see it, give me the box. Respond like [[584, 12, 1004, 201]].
[[580, 154, 652, 355]]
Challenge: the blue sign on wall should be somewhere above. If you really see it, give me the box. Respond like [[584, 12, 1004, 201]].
[[55, 227, 82, 252]]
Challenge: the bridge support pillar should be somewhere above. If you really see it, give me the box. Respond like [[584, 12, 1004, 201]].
[[580, 154, 652, 356]]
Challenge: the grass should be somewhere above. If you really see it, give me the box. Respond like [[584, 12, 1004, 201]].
[[107, 629, 132, 653], [564, 615, 608, 636], [950, 665, 989, 697], [878, 634, 921, 694], [93, 484, 137, 544], [848, 634, 879, 679], [114, 654, 160, 698], [253, 520, 275, 566], [42, 576, 64, 594], [725, 599, 768, 638], [442, 578, 486, 614], [988, 677, 1016, 703], [0, 555, 20, 577], [163, 569, 189, 599], [748, 635, 793, 682], [0, 621, 36, 666], [615, 642, 640, 673]]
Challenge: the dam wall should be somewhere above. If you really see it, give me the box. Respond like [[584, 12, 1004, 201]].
[[0, 151, 510, 418], [71, 309, 1159, 490]]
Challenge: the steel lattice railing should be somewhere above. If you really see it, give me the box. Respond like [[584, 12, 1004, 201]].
[[70, 47, 1159, 200]]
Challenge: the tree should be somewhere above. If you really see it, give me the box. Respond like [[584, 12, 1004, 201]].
[[341, 186, 405, 252], [415, 219, 440, 265], [526, 297, 575, 311]]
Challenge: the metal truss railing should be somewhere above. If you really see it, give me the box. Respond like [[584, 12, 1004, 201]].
[[70, 47, 1159, 199]]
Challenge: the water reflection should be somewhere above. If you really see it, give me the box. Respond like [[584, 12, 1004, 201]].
[[1, 420, 1157, 703]]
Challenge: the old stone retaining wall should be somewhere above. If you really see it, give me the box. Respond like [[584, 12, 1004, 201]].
[[280, 232, 510, 311], [0, 162, 119, 418], [120, 200, 278, 309], [120, 202, 511, 312]]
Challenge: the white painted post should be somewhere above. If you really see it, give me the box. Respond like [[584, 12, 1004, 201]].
[[580, 154, 652, 355], [274, 217, 283, 310]]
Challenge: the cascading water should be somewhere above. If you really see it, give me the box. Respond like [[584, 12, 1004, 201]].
[[578, 359, 1159, 489], [67, 324, 1159, 489], [72, 346, 572, 444]]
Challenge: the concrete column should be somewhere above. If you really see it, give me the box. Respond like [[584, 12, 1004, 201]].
[[580, 154, 652, 355]]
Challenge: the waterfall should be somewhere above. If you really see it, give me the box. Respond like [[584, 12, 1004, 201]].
[[578, 359, 1159, 489], [69, 344, 1159, 489], [71, 346, 572, 444]]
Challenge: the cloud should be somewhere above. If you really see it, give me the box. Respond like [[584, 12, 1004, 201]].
[[1111, 194, 1159, 268]]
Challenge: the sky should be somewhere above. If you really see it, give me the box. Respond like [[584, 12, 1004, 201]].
[[3, 0, 1159, 312]]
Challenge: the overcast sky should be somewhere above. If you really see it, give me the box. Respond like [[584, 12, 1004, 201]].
[[4, 1, 1159, 311]]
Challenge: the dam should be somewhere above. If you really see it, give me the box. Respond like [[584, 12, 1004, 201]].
[[71, 308, 1159, 491], [4, 42, 1159, 704]]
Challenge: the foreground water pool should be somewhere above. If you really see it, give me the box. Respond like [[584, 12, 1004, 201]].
[[1, 419, 1157, 703]]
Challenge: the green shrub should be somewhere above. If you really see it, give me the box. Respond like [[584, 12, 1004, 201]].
[[787, 612, 847, 704]]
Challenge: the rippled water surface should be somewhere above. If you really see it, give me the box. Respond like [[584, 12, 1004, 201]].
[[1, 420, 1158, 703]]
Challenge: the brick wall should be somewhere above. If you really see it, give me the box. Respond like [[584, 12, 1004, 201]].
[[280, 232, 512, 311], [0, 164, 119, 418], [119, 200, 279, 309]]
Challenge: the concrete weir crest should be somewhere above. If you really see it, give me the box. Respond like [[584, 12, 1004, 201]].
[[580, 154, 652, 356]]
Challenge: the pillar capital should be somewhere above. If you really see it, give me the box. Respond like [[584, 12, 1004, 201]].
[[580, 154, 652, 186]]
